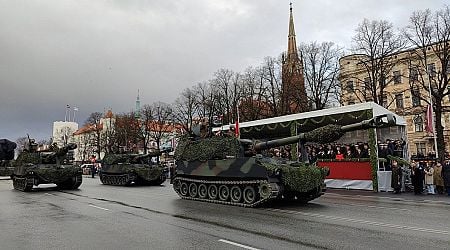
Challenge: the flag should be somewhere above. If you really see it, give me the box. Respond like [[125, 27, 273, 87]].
[[425, 104, 433, 133]]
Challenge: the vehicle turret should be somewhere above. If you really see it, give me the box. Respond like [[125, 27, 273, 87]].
[[0, 139, 16, 161], [41, 143, 77, 164]]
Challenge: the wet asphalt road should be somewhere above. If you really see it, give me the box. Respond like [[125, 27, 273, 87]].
[[0, 177, 449, 250]]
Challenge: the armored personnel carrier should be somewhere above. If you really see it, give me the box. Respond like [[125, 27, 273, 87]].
[[100, 150, 168, 186], [0, 139, 16, 176], [11, 138, 82, 192], [172, 114, 396, 207]]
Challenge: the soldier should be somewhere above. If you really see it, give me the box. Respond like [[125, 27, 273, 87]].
[[391, 160, 402, 194], [90, 155, 96, 178]]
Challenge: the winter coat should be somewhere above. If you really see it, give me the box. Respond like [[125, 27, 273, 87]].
[[424, 167, 434, 185], [443, 164, 450, 187], [433, 165, 444, 186]]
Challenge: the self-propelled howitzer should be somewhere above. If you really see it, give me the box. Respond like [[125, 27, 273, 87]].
[[100, 149, 170, 186], [0, 139, 16, 176], [172, 114, 396, 207], [11, 141, 82, 192]]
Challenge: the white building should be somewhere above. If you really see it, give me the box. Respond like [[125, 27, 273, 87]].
[[52, 121, 78, 147]]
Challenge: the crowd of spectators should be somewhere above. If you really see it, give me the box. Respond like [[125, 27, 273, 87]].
[[266, 138, 406, 164]]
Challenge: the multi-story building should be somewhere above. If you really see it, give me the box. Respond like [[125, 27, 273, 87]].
[[339, 43, 450, 158], [52, 121, 78, 147]]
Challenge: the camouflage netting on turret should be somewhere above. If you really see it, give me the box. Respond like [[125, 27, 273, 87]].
[[14, 152, 40, 165], [263, 162, 326, 193], [303, 124, 345, 144], [175, 136, 241, 161]]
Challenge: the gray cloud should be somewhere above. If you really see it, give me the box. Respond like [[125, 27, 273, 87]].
[[0, 0, 447, 140]]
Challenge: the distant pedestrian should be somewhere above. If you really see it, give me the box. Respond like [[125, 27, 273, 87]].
[[391, 160, 402, 194], [433, 163, 444, 194], [442, 161, 450, 196], [424, 163, 435, 195], [90, 155, 96, 178], [411, 161, 424, 195]]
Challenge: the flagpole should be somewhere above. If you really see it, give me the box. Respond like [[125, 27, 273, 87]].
[[427, 81, 438, 159]]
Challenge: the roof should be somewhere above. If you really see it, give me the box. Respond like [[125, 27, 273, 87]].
[[213, 102, 406, 138]]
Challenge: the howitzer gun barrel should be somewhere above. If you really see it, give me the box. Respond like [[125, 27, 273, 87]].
[[132, 149, 170, 162], [251, 114, 396, 152]]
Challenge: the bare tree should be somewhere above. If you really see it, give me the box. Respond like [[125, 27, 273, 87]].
[[300, 41, 342, 110], [84, 112, 103, 158], [173, 87, 198, 135], [114, 112, 141, 153], [146, 102, 174, 159], [259, 56, 283, 117], [403, 6, 450, 162], [350, 19, 406, 105]]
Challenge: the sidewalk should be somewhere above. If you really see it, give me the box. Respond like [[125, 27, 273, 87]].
[[326, 188, 450, 205]]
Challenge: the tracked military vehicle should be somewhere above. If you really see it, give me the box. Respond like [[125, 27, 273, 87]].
[[172, 114, 396, 207], [100, 150, 168, 186], [11, 138, 82, 192], [0, 139, 16, 176]]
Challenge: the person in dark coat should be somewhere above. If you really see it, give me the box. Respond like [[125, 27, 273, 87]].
[[391, 160, 402, 194], [411, 161, 425, 194], [442, 161, 450, 196]]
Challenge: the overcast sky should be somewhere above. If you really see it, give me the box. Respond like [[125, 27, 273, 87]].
[[0, 0, 447, 141]]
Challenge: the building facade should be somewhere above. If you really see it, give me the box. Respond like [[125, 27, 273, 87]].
[[339, 44, 450, 158], [52, 121, 78, 147]]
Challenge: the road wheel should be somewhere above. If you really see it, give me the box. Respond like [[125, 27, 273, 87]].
[[207, 184, 218, 200], [180, 182, 188, 197], [189, 183, 198, 198], [230, 185, 242, 203], [173, 179, 182, 191], [198, 184, 208, 199], [243, 186, 257, 204], [218, 185, 230, 201]]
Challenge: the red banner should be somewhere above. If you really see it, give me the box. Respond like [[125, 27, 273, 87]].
[[317, 161, 372, 180]]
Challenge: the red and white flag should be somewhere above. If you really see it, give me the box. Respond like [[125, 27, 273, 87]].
[[425, 104, 434, 134]]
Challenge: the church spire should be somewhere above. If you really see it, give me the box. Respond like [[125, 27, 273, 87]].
[[287, 2, 298, 61], [135, 89, 141, 119], [281, 3, 308, 115]]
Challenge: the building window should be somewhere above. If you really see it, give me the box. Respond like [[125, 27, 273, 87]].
[[395, 94, 404, 109], [412, 89, 421, 107], [393, 71, 401, 84], [415, 142, 426, 155], [382, 95, 388, 108], [414, 115, 423, 132], [427, 63, 436, 78], [346, 81, 354, 92], [409, 67, 418, 82], [363, 77, 370, 90]]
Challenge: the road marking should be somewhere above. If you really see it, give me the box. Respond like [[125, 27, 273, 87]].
[[45, 193, 54, 196], [266, 208, 450, 235], [89, 204, 110, 211], [218, 239, 260, 250]]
